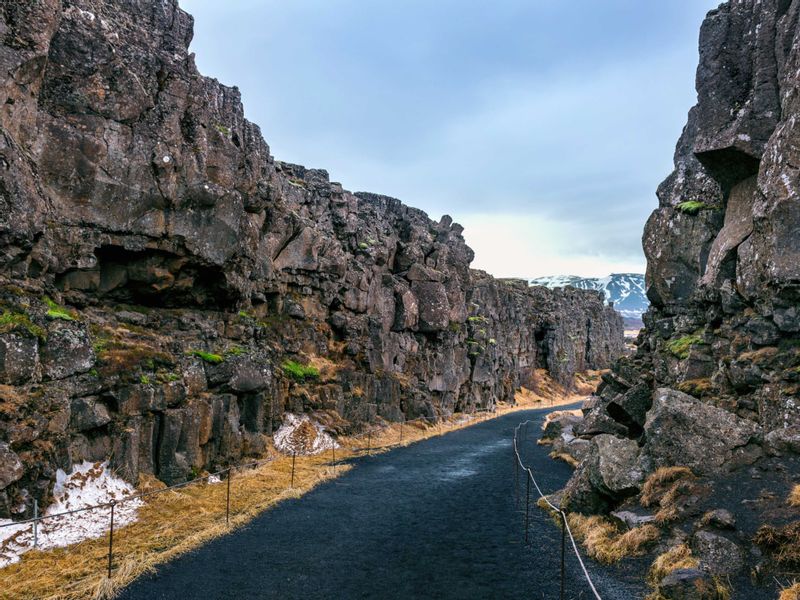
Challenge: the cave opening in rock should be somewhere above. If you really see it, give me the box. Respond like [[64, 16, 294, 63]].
[[74, 245, 234, 309]]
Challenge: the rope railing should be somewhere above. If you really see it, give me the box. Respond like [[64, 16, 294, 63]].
[[512, 420, 602, 600], [0, 406, 496, 580]]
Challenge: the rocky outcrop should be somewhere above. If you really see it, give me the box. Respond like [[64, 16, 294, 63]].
[[558, 0, 800, 591], [0, 1, 623, 518]]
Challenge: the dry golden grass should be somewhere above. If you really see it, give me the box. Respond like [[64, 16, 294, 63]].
[[549, 451, 579, 468], [780, 582, 800, 600], [512, 369, 601, 410], [647, 544, 699, 586], [788, 484, 800, 508], [566, 513, 660, 564], [753, 521, 800, 568], [640, 466, 697, 523], [641, 466, 694, 505]]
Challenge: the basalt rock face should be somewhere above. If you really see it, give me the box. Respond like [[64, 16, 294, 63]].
[[561, 0, 800, 591], [0, 0, 623, 518]]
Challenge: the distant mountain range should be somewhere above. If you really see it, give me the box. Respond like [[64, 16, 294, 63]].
[[528, 273, 648, 327]]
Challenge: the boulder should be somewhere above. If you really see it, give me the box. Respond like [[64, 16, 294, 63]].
[[588, 434, 645, 496], [0, 334, 39, 385], [0, 443, 24, 490], [642, 388, 760, 474], [690, 530, 744, 575], [658, 569, 717, 600], [70, 397, 112, 431], [40, 324, 94, 380], [411, 281, 450, 332]]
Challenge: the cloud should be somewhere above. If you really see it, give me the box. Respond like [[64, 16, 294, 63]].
[[181, 0, 719, 277]]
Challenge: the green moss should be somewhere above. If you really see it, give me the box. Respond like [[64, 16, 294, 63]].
[[676, 201, 711, 216], [157, 371, 181, 383], [488, 338, 497, 346], [666, 332, 705, 359], [225, 345, 246, 357], [282, 360, 319, 382], [44, 297, 75, 321], [237, 310, 253, 320], [0, 310, 46, 339], [468, 315, 488, 324], [188, 349, 224, 364], [213, 123, 231, 136], [139, 374, 151, 385], [358, 242, 369, 250]]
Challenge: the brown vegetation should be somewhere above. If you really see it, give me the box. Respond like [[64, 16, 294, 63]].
[[780, 582, 800, 600], [566, 513, 660, 564], [640, 466, 698, 523], [647, 544, 699, 586], [754, 522, 800, 568], [788, 484, 800, 508]]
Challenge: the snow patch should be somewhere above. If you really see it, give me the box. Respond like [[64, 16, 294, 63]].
[[273, 413, 338, 456], [0, 462, 142, 569]]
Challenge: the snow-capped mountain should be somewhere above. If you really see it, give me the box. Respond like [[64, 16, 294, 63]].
[[528, 273, 648, 325]]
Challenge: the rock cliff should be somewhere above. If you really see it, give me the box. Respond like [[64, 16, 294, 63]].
[[0, 0, 623, 517], [558, 0, 800, 593]]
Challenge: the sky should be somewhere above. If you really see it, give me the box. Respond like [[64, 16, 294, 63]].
[[181, 0, 720, 278]]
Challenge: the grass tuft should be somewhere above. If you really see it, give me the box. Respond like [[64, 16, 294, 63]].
[[282, 360, 320, 382], [788, 484, 800, 508], [753, 522, 800, 568], [780, 582, 800, 600], [676, 200, 709, 215], [187, 349, 224, 364], [641, 466, 698, 524], [44, 297, 75, 321], [665, 333, 704, 359], [567, 514, 660, 564], [549, 451, 579, 468], [647, 544, 699, 586], [0, 310, 46, 339]]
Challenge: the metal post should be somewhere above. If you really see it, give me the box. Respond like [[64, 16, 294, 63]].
[[560, 512, 566, 600], [107, 501, 116, 578], [514, 446, 519, 506], [226, 468, 232, 525], [291, 452, 296, 488], [524, 473, 531, 544], [33, 499, 38, 549]]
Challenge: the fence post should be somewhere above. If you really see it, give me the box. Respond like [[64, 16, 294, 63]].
[[514, 447, 519, 506], [33, 499, 38, 549], [291, 452, 296, 488], [107, 500, 116, 578], [560, 511, 566, 600], [332, 444, 336, 474], [226, 468, 232, 526], [524, 473, 530, 544], [367, 431, 371, 456]]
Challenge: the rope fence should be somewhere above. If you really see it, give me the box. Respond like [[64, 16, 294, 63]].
[[0, 407, 495, 580], [512, 419, 602, 600]]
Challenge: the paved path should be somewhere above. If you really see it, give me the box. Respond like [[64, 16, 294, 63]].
[[119, 406, 646, 599]]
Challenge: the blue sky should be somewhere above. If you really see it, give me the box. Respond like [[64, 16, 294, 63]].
[[181, 0, 719, 277]]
